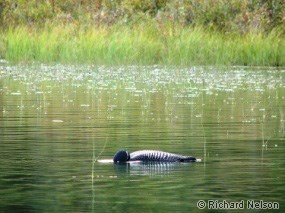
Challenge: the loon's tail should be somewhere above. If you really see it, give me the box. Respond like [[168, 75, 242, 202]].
[[179, 156, 196, 162]]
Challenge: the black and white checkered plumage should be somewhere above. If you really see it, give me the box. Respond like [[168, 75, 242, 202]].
[[113, 150, 196, 163]]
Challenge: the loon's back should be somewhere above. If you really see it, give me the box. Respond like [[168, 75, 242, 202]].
[[130, 150, 196, 162]]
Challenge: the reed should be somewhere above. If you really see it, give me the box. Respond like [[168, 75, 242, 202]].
[[2, 24, 284, 66]]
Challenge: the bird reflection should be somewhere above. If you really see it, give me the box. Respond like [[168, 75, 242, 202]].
[[114, 161, 194, 176]]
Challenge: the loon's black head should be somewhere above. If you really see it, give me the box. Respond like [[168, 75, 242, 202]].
[[113, 150, 130, 163]]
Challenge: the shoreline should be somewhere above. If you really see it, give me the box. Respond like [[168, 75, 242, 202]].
[[1, 25, 284, 66]]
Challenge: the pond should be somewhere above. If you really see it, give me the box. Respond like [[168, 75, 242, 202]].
[[0, 62, 284, 212]]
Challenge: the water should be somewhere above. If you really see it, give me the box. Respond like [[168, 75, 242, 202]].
[[0, 63, 284, 212]]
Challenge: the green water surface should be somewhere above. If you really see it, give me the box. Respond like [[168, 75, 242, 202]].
[[0, 63, 284, 212]]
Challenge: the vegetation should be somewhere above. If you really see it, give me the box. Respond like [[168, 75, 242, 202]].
[[4, 25, 284, 66], [0, 0, 284, 66]]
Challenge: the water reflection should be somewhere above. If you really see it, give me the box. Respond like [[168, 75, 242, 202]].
[[113, 161, 195, 176], [0, 63, 285, 212]]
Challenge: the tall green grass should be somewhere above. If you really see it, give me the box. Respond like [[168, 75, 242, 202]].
[[2, 25, 284, 66]]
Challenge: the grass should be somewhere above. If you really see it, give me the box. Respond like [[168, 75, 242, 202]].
[[1, 24, 284, 66]]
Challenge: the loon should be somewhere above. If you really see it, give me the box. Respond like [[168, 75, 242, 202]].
[[113, 150, 197, 163]]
